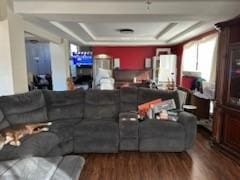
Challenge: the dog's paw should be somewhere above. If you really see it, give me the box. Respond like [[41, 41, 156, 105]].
[[47, 122, 52, 126], [0, 144, 4, 150], [9, 141, 15, 146], [10, 141, 20, 146], [42, 127, 49, 131], [16, 141, 21, 146]]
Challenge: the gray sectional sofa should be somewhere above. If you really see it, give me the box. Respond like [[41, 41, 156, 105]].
[[0, 156, 85, 180], [0, 87, 197, 180]]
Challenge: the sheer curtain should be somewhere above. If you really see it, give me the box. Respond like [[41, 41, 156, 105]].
[[198, 34, 218, 82], [70, 43, 78, 55], [182, 41, 198, 72], [181, 33, 219, 83], [209, 35, 219, 84]]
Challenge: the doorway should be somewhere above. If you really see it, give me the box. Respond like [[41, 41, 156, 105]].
[[25, 32, 53, 90]]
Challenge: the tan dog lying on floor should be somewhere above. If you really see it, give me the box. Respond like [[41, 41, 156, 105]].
[[67, 77, 75, 91], [0, 122, 52, 150]]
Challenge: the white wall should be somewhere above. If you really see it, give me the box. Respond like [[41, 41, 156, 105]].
[[50, 39, 70, 91], [0, 19, 14, 95], [0, 0, 71, 95], [8, 14, 28, 94], [0, 14, 28, 96]]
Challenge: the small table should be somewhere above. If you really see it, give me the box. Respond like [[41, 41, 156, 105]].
[[183, 105, 197, 115]]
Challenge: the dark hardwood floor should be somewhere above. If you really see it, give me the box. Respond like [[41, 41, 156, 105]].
[[79, 128, 240, 180]]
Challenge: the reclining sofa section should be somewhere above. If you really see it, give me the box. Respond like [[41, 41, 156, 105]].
[[0, 87, 197, 159]]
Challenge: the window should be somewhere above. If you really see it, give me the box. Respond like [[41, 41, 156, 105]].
[[70, 43, 78, 55], [182, 42, 198, 72], [182, 34, 218, 82]]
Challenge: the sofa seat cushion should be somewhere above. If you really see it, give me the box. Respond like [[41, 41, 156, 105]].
[[0, 155, 85, 180], [43, 90, 85, 121], [139, 120, 185, 152], [47, 140, 74, 156], [84, 90, 119, 121], [0, 90, 48, 125], [74, 121, 118, 137], [0, 132, 60, 161], [140, 120, 184, 138], [50, 118, 80, 142], [74, 121, 119, 153]]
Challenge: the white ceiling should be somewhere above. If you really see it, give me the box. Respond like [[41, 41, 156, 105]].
[[14, 0, 240, 46]]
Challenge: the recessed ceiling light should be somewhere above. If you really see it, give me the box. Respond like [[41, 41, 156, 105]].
[[117, 28, 134, 34], [29, 40, 39, 44]]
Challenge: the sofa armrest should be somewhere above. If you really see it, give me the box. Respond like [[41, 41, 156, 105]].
[[119, 112, 139, 151], [119, 112, 139, 137], [119, 112, 138, 122], [178, 111, 197, 149]]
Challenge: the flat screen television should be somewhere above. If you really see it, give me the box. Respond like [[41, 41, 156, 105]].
[[71, 52, 93, 66]]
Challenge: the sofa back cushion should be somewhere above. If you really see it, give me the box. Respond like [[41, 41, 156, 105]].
[[0, 90, 48, 125], [119, 87, 138, 112], [84, 90, 119, 121], [43, 90, 85, 121], [138, 88, 180, 109], [0, 108, 10, 131], [0, 108, 4, 124]]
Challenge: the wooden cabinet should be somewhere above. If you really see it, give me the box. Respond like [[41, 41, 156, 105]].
[[92, 54, 113, 88], [223, 113, 240, 152], [152, 55, 177, 87], [213, 17, 240, 158]]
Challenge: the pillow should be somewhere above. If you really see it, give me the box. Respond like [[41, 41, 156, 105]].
[[138, 98, 161, 118], [144, 99, 177, 120]]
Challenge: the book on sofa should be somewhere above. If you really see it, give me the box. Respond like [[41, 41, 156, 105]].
[[152, 99, 177, 121], [152, 99, 176, 113], [138, 98, 162, 118]]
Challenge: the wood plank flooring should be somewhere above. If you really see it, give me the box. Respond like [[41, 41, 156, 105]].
[[79, 128, 240, 180]]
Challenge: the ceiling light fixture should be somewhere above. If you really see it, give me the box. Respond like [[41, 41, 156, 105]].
[[145, 0, 152, 10], [117, 28, 134, 34]]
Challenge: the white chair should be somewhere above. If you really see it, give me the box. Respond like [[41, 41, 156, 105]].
[[95, 68, 115, 89], [100, 78, 115, 90]]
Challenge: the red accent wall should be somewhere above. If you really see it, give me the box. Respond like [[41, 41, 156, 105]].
[[92, 46, 172, 70], [92, 30, 218, 85], [92, 46, 181, 84]]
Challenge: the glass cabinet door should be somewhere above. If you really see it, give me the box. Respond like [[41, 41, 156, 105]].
[[228, 45, 240, 107], [153, 58, 160, 83]]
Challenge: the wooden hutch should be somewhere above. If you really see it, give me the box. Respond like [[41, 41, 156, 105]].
[[213, 16, 240, 158]]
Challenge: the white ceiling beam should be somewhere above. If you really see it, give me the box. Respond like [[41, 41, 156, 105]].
[[50, 21, 87, 45], [15, 0, 239, 46], [27, 14, 232, 23], [24, 20, 62, 44], [78, 23, 97, 41], [14, 1, 240, 16], [155, 23, 178, 39], [167, 21, 204, 43], [93, 37, 157, 41], [89, 41, 170, 47]]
